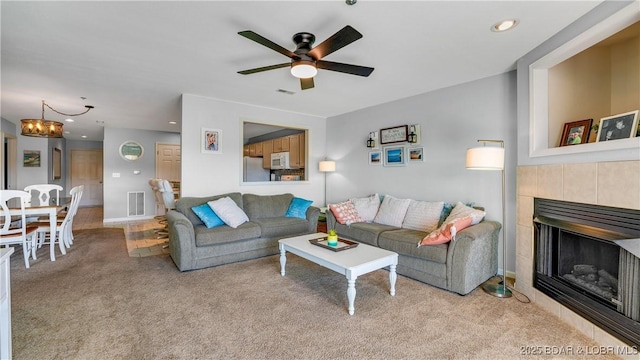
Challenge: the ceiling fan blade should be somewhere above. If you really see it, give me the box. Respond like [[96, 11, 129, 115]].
[[308, 25, 362, 60], [238, 31, 298, 59], [300, 77, 314, 90], [316, 60, 374, 77], [238, 63, 290, 75]]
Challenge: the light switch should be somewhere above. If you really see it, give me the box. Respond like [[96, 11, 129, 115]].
[[112, 173, 120, 178]]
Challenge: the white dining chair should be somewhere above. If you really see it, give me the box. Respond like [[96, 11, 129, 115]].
[[0, 190, 38, 268], [24, 184, 63, 206], [31, 185, 84, 260]]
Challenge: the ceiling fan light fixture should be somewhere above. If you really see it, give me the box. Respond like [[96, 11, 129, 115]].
[[291, 60, 317, 78]]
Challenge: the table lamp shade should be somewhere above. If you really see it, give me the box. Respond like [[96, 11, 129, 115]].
[[466, 147, 504, 170], [319, 160, 336, 172]]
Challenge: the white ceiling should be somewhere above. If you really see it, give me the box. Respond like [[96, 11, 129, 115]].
[[1, 1, 603, 141]]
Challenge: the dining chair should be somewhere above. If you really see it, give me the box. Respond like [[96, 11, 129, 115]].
[[149, 178, 168, 239], [24, 184, 63, 206], [31, 185, 84, 260], [0, 190, 38, 268]]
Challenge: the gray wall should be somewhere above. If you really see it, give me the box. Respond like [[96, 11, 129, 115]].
[[326, 72, 517, 274], [103, 127, 180, 222]]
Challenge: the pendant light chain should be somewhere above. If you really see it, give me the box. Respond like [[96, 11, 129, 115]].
[[42, 100, 94, 117]]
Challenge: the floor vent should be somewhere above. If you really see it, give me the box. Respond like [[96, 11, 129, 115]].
[[127, 191, 145, 216]]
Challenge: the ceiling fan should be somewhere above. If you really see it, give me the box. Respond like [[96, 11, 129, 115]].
[[237, 25, 374, 90]]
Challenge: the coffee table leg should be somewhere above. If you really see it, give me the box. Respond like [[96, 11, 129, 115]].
[[279, 246, 286, 276], [389, 264, 397, 296], [347, 278, 356, 315]]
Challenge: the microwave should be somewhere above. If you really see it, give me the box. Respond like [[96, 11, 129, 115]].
[[271, 152, 291, 169]]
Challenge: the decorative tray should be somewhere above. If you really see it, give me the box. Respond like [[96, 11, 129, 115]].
[[309, 237, 359, 252]]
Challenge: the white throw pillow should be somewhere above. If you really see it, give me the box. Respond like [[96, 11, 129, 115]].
[[349, 193, 380, 222], [444, 202, 486, 225], [402, 200, 444, 232], [208, 197, 249, 228], [373, 195, 411, 227]]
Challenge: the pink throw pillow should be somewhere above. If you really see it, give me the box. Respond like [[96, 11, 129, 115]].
[[329, 201, 363, 225], [419, 216, 474, 246]]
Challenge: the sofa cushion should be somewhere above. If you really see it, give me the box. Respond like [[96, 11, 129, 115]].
[[420, 216, 474, 246], [378, 229, 448, 264], [285, 197, 313, 219], [243, 193, 293, 220], [194, 222, 262, 247], [446, 202, 486, 225], [329, 200, 363, 225], [191, 203, 224, 228], [402, 200, 444, 232], [350, 193, 380, 222], [209, 197, 249, 228], [252, 217, 310, 238], [176, 193, 243, 226], [331, 221, 395, 247], [373, 195, 411, 227]]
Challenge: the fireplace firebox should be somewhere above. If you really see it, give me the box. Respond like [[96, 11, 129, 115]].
[[533, 198, 640, 347]]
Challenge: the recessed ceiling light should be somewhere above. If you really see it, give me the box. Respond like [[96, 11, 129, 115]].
[[169, 121, 177, 125], [81, 135, 87, 138], [65, 118, 74, 122], [64, 131, 71, 134], [491, 19, 518, 32]]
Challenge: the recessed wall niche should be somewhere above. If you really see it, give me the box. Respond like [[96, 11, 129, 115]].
[[529, 2, 640, 157]]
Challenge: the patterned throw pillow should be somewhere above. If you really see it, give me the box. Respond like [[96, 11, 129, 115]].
[[373, 195, 411, 227], [208, 197, 249, 228], [446, 202, 486, 225], [419, 216, 474, 246], [329, 200, 363, 225], [402, 200, 444, 232], [191, 203, 225, 228], [285, 197, 313, 219], [349, 193, 380, 222]]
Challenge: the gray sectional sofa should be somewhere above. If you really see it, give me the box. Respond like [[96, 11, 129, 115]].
[[326, 207, 501, 295], [167, 192, 320, 271]]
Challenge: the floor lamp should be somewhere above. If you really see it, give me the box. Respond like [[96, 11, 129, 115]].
[[318, 160, 336, 207], [466, 139, 512, 298]]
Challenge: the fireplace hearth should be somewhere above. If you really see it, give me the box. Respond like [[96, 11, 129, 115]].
[[533, 198, 640, 347]]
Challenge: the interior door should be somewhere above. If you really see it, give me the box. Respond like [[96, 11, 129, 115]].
[[155, 143, 181, 195], [71, 149, 103, 206]]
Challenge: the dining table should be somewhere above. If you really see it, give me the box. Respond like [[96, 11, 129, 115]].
[[3, 197, 70, 261]]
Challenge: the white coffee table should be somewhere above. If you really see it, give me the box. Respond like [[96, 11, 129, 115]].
[[279, 233, 398, 315]]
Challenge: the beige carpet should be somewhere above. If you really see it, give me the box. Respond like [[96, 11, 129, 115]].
[[9, 228, 616, 359]]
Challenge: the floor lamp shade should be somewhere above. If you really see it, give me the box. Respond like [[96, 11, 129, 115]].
[[465, 147, 504, 170], [319, 161, 336, 172]]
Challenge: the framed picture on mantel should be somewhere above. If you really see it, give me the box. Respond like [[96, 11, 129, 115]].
[[559, 119, 592, 147]]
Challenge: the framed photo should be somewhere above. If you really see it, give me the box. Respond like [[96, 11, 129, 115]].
[[559, 119, 592, 146], [383, 146, 406, 167], [201, 128, 222, 154], [596, 110, 639, 142], [53, 148, 62, 179], [408, 147, 424, 162], [368, 151, 382, 165], [380, 125, 408, 144], [23, 150, 41, 167]]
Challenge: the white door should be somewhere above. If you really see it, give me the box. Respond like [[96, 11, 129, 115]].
[[155, 143, 180, 181], [71, 149, 103, 206]]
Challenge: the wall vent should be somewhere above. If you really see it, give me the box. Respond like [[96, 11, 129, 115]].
[[127, 191, 145, 216]]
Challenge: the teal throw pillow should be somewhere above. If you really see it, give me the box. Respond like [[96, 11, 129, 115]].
[[192, 203, 225, 228], [285, 197, 313, 219]]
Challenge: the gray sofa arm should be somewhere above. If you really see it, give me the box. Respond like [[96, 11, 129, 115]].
[[306, 206, 321, 233], [446, 220, 501, 295], [167, 209, 197, 271]]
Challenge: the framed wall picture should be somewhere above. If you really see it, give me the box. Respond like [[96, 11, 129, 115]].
[[383, 146, 406, 167], [559, 119, 592, 146], [408, 147, 424, 162], [23, 150, 41, 167], [53, 148, 62, 179], [596, 110, 639, 142], [380, 125, 408, 144], [202, 128, 222, 154], [368, 151, 382, 165]]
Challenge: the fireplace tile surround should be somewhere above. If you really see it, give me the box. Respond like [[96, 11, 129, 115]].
[[516, 160, 640, 356]]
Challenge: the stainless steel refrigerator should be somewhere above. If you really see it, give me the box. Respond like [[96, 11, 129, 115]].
[[243, 156, 270, 182]]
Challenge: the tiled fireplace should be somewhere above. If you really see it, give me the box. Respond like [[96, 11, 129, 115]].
[[516, 161, 640, 353]]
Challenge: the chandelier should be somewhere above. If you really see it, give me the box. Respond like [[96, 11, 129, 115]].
[[21, 100, 94, 138]]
